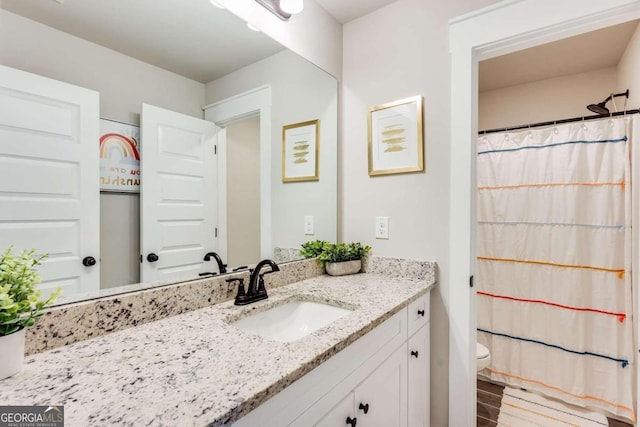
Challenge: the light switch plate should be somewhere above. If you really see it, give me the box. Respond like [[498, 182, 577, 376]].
[[304, 216, 314, 235], [375, 216, 389, 239]]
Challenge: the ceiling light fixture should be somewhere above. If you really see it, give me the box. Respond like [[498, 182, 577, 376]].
[[246, 22, 261, 32], [280, 0, 303, 14], [209, 0, 225, 9], [254, 0, 303, 21]]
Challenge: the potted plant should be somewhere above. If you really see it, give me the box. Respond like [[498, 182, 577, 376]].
[[300, 240, 329, 259], [318, 242, 371, 276], [0, 247, 60, 380]]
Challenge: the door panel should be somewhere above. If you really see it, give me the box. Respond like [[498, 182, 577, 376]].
[[141, 104, 219, 283], [0, 65, 100, 296], [314, 392, 355, 427], [408, 325, 430, 427], [355, 345, 408, 427]]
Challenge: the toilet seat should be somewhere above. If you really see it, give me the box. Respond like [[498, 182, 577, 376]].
[[477, 343, 491, 371]]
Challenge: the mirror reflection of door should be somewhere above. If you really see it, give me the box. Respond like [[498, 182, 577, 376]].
[[140, 104, 220, 283], [0, 65, 100, 296], [225, 116, 261, 268]]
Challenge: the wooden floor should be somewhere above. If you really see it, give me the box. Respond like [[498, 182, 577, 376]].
[[477, 380, 633, 427]]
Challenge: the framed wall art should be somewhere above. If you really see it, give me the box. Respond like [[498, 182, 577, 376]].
[[282, 119, 320, 182], [99, 118, 141, 192], [368, 96, 424, 176]]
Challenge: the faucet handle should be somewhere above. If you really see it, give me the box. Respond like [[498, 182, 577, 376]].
[[225, 277, 244, 286], [199, 272, 218, 277], [225, 278, 246, 296]]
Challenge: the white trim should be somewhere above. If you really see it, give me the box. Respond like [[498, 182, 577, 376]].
[[448, 1, 640, 426], [632, 115, 640, 421], [217, 127, 228, 268], [203, 85, 272, 260], [202, 85, 271, 110], [448, 0, 523, 25]]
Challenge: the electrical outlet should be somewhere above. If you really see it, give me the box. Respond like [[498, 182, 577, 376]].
[[375, 216, 389, 239], [304, 216, 314, 235]]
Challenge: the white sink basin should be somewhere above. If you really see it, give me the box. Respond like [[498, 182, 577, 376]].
[[232, 301, 352, 343]]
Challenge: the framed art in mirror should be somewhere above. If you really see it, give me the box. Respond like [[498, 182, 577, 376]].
[[99, 119, 141, 193], [368, 96, 424, 176], [282, 119, 320, 183]]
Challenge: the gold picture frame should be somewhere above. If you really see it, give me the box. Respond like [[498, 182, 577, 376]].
[[282, 119, 320, 182], [368, 96, 424, 176]]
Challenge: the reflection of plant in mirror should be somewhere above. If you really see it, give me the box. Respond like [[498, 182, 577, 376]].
[[318, 243, 371, 265], [300, 240, 330, 259], [0, 247, 61, 336]]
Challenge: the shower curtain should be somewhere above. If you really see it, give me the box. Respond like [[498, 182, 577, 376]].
[[477, 116, 636, 422]]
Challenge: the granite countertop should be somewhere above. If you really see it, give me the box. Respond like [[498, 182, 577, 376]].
[[0, 273, 435, 426]]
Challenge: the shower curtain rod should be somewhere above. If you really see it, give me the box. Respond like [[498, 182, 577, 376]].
[[478, 109, 639, 135]]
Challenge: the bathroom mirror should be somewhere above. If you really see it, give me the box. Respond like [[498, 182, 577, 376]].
[[0, 0, 337, 304]]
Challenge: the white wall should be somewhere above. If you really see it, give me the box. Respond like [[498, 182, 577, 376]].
[[479, 67, 618, 130], [0, 10, 205, 289], [216, 0, 342, 80], [206, 49, 338, 252], [226, 116, 261, 268], [341, 0, 500, 424], [99, 194, 140, 289], [0, 10, 205, 123], [618, 22, 640, 109]]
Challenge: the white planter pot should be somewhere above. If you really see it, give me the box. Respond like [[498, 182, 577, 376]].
[[0, 328, 25, 380], [325, 260, 362, 276]]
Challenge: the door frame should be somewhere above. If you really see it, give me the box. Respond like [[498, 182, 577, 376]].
[[203, 85, 272, 260], [448, 1, 640, 425]]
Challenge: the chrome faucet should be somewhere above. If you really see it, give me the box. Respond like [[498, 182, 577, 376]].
[[229, 259, 279, 306], [203, 252, 227, 274]]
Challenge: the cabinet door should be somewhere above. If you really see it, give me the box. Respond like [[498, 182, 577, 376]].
[[355, 345, 407, 427], [290, 391, 354, 427], [315, 392, 355, 427], [408, 324, 430, 426]]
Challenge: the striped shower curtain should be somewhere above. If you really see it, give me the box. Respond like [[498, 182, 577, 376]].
[[477, 116, 636, 422]]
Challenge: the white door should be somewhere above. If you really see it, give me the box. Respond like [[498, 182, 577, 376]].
[[140, 104, 219, 283], [0, 65, 100, 296]]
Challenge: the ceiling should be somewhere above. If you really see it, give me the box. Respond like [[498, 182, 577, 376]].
[[479, 19, 640, 92], [0, 0, 285, 83], [315, 0, 502, 24], [314, 0, 399, 24], [5, 0, 636, 87]]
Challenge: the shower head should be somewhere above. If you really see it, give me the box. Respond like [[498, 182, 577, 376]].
[[587, 101, 610, 115], [586, 89, 630, 115]]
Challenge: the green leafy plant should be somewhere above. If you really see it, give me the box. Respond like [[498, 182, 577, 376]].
[[0, 247, 61, 336], [300, 240, 330, 259], [318, 242, 371, 265]]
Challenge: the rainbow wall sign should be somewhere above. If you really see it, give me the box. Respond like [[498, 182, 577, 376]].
[[99, 119, 141, 192]]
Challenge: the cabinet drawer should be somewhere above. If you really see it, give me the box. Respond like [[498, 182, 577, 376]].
[[407, 293, 429, 336]]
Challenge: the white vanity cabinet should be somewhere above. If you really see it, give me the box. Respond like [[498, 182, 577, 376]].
[[234, 292, 431, 427], [293, 344, 408, 426]]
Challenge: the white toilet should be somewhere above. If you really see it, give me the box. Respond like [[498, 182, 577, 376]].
[[477, 343, 491, 371]]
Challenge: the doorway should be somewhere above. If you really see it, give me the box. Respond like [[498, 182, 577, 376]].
[[225, 115, 261, 267], [448, 1, 640, 425]]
